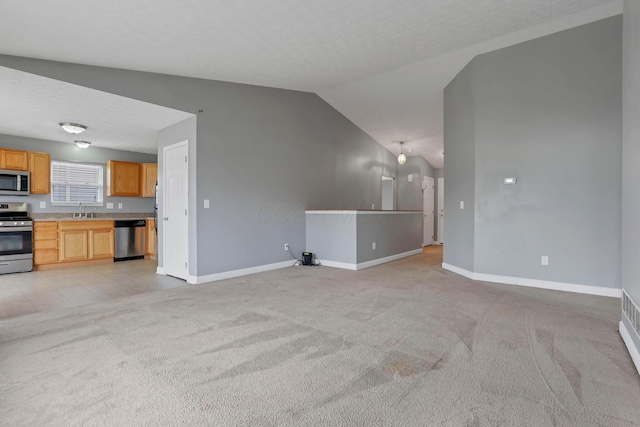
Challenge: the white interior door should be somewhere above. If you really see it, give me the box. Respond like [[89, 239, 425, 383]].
[[437, 177, 444, 244], [423, 176, 434, 246], [163, 140, 189, 280]]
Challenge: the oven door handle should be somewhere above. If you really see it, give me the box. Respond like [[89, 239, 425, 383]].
[[0, 227, 33, 232]]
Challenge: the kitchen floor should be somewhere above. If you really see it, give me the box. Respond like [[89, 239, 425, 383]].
[[0, 260, 189, 320]]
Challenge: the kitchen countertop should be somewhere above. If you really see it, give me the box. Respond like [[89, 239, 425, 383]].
[[32, 213, 154, 222]]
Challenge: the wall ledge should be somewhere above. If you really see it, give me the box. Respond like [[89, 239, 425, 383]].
[[442, 262, 622, 298]]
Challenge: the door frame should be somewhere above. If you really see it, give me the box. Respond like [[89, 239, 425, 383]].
[[423, 176, 434, 247], [160, 139, 189, 280], [437, 177, 444, 244]]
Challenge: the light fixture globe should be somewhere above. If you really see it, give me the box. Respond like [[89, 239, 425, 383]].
[[74, 140, 91, 149], [397, 141, 407, 164], [59, 122, 87, 134]]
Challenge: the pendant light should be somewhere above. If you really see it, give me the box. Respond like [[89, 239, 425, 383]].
[[397, 141, 406, 165]]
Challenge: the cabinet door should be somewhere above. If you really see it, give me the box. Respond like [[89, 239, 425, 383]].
[[140, 163, 157, 197], [1, 149, 29, 171], [59, 229, 89, 262], [145, 220, 156, 255], [107, 160, 141, 196], [28, 152, 51, 194], [89, 228, 114, 259]]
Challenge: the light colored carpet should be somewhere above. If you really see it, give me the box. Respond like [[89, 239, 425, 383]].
[[1, 248, 639, 426]]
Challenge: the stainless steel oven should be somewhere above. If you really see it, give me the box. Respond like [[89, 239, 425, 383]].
[[0, 202, 33, 274], [0, 170, 30, 196]]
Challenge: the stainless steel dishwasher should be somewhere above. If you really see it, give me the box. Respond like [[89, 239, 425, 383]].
[[114, 220, 146, 261]]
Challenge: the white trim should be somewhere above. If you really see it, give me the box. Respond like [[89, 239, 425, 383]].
[[319, 260, 358, 270], [442, 263, 622, 298], [442, 262, 474, 280], [156, 266, 166, 275], [305, 210, 421, 215], [619, 320, 640, 376], [191, 260, 293, 284], [322, 248, 423, 271], [357, 249, 423, 269]]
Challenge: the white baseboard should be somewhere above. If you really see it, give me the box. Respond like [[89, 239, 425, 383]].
[[320, 260, 358, 270], [620, 320, 640, 376], [442, 263, 622, 298], [322, 248, 423, 271], [156, 266, 166, 275], [192, 260, 294, 284]]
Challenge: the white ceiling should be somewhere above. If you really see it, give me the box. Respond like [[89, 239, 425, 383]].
[[0, 0, 622, 165], [0, 67, 193, 153]]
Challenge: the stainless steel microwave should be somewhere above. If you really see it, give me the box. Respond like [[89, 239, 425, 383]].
[[0, 169, 29, 196]]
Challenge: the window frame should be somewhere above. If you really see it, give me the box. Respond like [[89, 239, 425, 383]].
[[50, 160, 105, 207]]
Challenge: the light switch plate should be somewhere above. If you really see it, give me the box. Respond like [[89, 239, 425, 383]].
[[118, 203, 123, 209], [408, 174, 413, 183], [460, 201, 464, 209], [204, 199, 210, 209], [106, 203, 114, 209], [39, 201, 46, 208]]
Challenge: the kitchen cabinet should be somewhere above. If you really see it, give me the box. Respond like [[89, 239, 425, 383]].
[[0, 149, 28, 171], [107, 160, 141, 197], [145, 219, 156, 258], [58, 220, 114, 263], [140, 163, 157, 197], [28, 151, 50, 194], [33, 221, 58, 265]]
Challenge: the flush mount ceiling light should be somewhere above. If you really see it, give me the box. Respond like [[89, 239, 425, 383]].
[[59, 122, 87, 134], [74, 140, 91, 149], [397, 141, 406, 165]]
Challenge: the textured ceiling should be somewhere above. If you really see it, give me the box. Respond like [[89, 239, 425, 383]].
[[0, 67, 193, 153], [0, 0, 622, 165]]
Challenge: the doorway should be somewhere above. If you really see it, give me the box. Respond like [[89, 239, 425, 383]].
[[162, 140, 189, 280], [381, 176, 394, 210], [437, 177, 444, 244], [423, 176, 434, 246]]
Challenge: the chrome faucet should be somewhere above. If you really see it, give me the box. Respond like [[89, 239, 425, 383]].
[[73, 201, 84, 219]]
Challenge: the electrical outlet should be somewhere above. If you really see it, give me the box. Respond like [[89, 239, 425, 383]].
[[204, 199, 210, 209], [39, 201, 46, 208], [460, 201, 464, 209], [284, 243, 289, 251], [373, 242, 376, 250], [541, 256, 549, 266], [372, 204, 375, 209], [118, 203, 123, 209], [106, 203, 113, 209]]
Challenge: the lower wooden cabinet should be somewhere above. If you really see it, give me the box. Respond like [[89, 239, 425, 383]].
[[34, 220, 115, 268], [58, 221, 114, 262], [33, 221, 59, 265], [145, 219, 156, 258]]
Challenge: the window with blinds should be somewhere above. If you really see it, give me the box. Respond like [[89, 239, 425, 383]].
[[50, 161, 104, 205]]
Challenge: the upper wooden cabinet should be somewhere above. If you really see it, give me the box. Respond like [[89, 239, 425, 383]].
[[28, 151, 50, 194], [140, 163, 157, 198], [107, 160, 141, 197], [0, 149, 28, 171]]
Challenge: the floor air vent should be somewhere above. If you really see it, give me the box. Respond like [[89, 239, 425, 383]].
[[623, 290, 640, 336]]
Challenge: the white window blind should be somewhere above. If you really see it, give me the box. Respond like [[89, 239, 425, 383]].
[[51, 161, 104, 205]]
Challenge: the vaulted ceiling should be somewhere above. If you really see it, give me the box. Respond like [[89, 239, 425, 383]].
[[0, 0, 622, 164]]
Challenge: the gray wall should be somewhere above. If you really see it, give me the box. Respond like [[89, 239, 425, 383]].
[[444, 16, 622, 289], [397, 156, 434, 211], [622, 1, 640, 303], [0, 133, 156, 214], [443, 63, 476, 271], [306, 213, 357, 264], [434, 168, 443, 242], [356, 213, 422, 263], [0, 55, 398, 277]]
